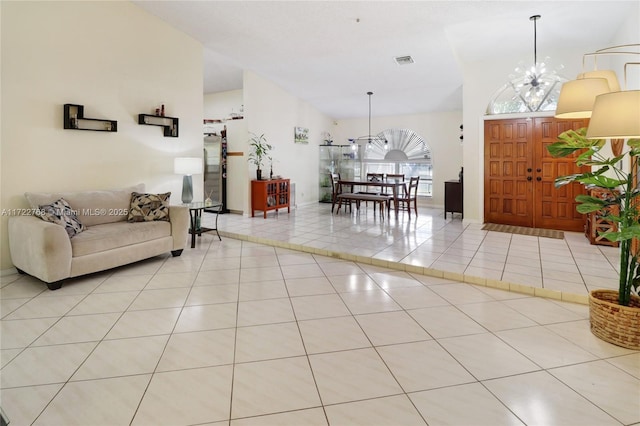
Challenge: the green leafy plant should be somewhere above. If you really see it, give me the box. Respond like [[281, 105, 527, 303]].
[[548, 127, 640, 306], [322, 131, 333, 145], [247, 133, 273, 171]]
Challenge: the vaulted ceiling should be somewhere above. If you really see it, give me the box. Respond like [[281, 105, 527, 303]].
[[133, 1, 637, 119]]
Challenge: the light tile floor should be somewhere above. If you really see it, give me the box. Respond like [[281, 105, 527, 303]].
[[1, 203, 638, 425], [214, 203, 621, 301]]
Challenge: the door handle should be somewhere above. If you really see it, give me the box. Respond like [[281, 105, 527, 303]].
[[536, 177, 542, 181], [527, 168, 532, 172], [536, 168, 542, 173], [527, 176, 532, 181]]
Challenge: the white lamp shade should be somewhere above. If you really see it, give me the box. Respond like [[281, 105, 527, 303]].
[[587, 90, 640, 139], [577, 70, 621, 92], [555, 78, 611, 118], [174, 157, 203, 175]]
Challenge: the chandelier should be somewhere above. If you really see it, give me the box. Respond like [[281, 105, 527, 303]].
[[512, 15, 563, 112], [486, 14, 566, 114], [351, 91, 388, 151]]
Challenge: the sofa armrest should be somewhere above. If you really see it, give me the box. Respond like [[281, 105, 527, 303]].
[[169, 206, 189, 250], [8, 215, 72, 283]]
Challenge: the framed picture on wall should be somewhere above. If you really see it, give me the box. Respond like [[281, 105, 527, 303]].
[[294, 127, 309, 144]]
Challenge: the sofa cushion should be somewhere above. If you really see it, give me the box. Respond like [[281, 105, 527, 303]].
[[35, 198, 86, 238], [70, 220, 171, 257], [26, 184, 145, 227], [127, 192, 171, 222]]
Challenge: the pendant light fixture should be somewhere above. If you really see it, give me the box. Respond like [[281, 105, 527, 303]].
[[516, 15, 553, 111], [486, 14, 565, 114], [353, 91, 387, 150], [513, 15, 562, 112]]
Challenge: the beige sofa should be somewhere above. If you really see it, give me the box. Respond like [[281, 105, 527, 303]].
[[8, 184, 189, 290]]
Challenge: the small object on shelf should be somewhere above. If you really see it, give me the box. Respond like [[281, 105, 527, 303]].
[[161, 104, 165, 117], [204, 189, 214, 207], [63, 104, 117, 132], [138, 114, 179, 137], [155, 108, 160, 116]]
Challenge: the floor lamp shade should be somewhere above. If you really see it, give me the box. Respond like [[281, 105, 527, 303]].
[[555, 78, 611, 118], [174, 157, 203, 204], [577, 70, 621, 92], [586, 90, 640, 139]]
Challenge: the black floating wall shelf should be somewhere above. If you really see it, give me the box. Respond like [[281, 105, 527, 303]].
[[64, 104, 117, 132], [138, 114, 179, 137]]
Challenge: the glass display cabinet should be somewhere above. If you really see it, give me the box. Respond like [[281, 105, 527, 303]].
[[319, 144, 361, 203]]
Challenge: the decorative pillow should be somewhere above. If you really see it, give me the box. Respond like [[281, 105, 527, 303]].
[[127, 192, 171, 222], [35, 198, 86, 238]]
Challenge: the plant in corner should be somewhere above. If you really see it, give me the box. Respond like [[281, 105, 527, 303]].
[[548, 127, 640, 349], [247, 133, 273, 180]]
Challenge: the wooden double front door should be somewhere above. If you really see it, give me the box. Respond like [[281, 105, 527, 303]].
[[484, 117, 589, 232]]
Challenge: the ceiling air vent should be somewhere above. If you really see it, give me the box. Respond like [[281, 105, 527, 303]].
[[394, 55, 414, 65]]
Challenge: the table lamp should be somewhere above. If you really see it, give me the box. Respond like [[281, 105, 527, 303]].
[[174, 157, 203, 204]]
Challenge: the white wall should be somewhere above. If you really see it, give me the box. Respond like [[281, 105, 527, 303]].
[[243, 71, 334, 214], [611, 14, 640, 91], [333, 111, 463, 207], [204, 90, 244, 120], [0, 1, 204, 270]]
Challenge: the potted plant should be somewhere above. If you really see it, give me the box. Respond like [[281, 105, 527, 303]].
[[248, 133, 273, 180], [322, 131, 333, 145], [548, 127, 640, 349]]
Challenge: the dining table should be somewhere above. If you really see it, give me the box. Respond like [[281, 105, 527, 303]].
[[334, 178, 407, 218]]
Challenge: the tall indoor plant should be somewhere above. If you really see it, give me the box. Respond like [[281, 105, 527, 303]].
[[248, 133, 272, 180], [548, 127, 640, 348]]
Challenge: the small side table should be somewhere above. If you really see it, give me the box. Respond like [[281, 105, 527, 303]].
[[184, 201, 222, 248]]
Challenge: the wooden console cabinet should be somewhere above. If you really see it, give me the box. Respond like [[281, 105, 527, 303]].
[[251, 178, 290, 218], [444, 180, 463, 219]]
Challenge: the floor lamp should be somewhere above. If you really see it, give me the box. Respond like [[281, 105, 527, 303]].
[[174, 157, 203, 204]]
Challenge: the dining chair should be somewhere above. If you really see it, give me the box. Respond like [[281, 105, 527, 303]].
[[394, 176, 420, 217], [385, 173, 405, 182], [366, 172, 385, 183], [383, 173, 405, 195], [329, 172, 352, 213], [357, 173, 385, 208]]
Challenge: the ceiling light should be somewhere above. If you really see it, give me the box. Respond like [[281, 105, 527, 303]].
[[511, 15, 563, 112], [394, 55, 414, 65], [353, 91, 387, 149]]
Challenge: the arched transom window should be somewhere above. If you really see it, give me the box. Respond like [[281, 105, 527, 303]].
[[363, 128, 433, 196]]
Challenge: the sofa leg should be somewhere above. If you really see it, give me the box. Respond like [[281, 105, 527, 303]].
[[46, 281, 63, 291], [171, 249, 183, 257], [16, 268, 26, 275]]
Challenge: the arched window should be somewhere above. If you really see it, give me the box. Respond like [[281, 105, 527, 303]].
[[363, 128, 433, 196]]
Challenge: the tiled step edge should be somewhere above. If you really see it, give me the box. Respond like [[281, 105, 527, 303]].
[[219, 230, 589, 305]]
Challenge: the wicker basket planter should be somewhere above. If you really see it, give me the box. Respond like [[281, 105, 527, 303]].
[[589, 289, 640, 350]]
